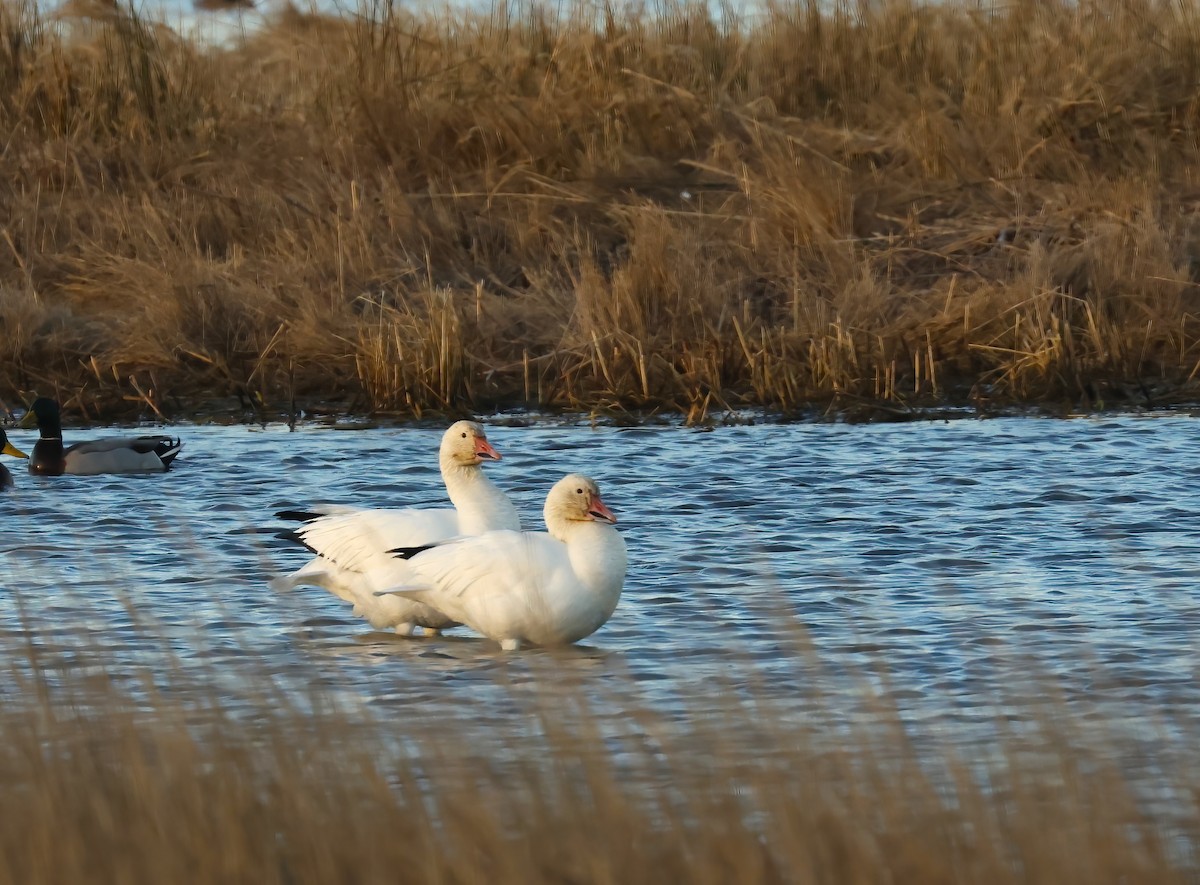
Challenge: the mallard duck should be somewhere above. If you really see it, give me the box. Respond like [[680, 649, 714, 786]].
[[0, 427, 29, 490], [379, 474, 627, 650], [20, 397, 182, 476], [273, 420, 519, 636]]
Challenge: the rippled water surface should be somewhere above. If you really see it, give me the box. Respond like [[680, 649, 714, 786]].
[[3, 415, 1200, 763]]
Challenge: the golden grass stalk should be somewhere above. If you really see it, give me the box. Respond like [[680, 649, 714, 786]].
[[5, 0, 1200, 418]]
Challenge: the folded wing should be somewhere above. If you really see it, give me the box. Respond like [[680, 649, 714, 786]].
[[283, 507, 461, 574], [389, 531, 574, 631]]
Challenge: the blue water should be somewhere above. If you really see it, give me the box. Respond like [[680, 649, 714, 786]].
[[2, 414, 1199, 777]]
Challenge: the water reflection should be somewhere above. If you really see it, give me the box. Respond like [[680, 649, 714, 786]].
[[1, 414, 1199, 759]]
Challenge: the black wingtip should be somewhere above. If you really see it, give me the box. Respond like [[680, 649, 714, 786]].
[[389, 543, 439, 560], [276, 509, 325, 522], [275, 529, 318, 556]]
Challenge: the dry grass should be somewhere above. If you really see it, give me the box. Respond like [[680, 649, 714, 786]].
[[5, 0, 1200, 420], [1, 628, 1197, 884]]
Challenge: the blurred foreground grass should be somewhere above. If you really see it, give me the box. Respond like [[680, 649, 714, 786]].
[[1, 627, 1197, 884], [6, 0, 1200, 421]]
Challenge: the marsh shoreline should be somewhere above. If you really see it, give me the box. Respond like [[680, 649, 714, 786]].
[[5, 388, 1200, 429]]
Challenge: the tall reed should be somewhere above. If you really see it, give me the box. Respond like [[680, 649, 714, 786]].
[[4, 0, 1200, 419]]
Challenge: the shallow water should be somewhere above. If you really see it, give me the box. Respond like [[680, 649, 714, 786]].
[[2, 414, 1199, 770]]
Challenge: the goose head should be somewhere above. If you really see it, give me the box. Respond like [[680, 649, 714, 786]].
[[544, 474, 616, 538], [439, 420, 501, 469]]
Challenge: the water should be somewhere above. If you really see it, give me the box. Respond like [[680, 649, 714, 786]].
[[2, 414, 1199, 770], [49, 0, 771, 49]]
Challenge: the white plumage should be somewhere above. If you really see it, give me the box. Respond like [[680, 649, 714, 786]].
[[273, 421, 520, 635], [381, 474, 627, 650]]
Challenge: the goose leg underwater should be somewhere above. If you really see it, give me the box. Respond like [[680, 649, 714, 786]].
[[19, 398, 182, 476]]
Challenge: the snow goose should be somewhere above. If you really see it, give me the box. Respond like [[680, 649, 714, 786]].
[[0, 428, 28, 490], [382, 474, 627, 650], [20, 397, 182, 476], [273, 420, 520, 636]]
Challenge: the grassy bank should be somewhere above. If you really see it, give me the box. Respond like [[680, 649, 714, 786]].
[[3, 638, 1197, 883], [4, 0, 1200, 422]]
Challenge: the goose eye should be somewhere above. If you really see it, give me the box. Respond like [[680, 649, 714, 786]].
[[576, 488, 583, 494], [461, 432, 468, 439]]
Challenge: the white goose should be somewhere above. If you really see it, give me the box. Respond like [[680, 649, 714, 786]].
[[273, 420, 520, 635], [381, 474, 627, 650]]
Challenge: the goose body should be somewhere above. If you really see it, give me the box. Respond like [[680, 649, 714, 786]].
[[273, 421, 520, 635], [384, 474, 627, 650], [21, 398, 181, 476], [0, 428, 28, 490]]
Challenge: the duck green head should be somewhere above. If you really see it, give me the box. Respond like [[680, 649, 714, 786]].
[[18, 397, 60, 434]]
